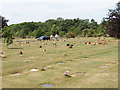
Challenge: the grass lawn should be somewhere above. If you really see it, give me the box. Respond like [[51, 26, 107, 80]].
[[2, 37, 118, 88]]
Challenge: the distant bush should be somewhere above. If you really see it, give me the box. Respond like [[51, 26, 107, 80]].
[[59, 31, 65, 37], [65, 32, 75, 38]]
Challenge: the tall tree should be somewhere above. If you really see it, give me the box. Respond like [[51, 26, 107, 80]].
[[96, 18, 108, 37], [90, 19, 98, 29], [50, 24, 59, 35], [1, 16, 14, 48], [106, 2, 120, 38], [0, 15, 9, 29], [2, 26, 14, 48]]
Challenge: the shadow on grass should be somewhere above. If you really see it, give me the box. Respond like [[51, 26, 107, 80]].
[[8, 48, 23, 49]]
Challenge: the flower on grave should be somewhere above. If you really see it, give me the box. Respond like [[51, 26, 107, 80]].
[[64, 71, 70, 76]]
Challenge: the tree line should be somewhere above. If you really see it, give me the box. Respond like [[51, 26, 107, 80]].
[[2, 18, 108, 38]]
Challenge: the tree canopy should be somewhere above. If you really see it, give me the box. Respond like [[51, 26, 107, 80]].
[[0, 15, 9, 29], [2, 18, 107, 38], [1, 16, 14, 48], [106, 2, 120, 38]]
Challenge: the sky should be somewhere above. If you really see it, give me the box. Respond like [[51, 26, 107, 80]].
[[1, 0, 119, 25]]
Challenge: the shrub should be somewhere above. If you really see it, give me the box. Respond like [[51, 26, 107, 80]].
[[59, 31, 65, 37], [65, 32, 75, 38]]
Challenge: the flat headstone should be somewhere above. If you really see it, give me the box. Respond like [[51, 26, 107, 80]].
[[100, 66, 108, 67], [10, 73, 22, 76], [40, 84, 54, 87], [57, 62, 64, 64], [75, 72, 84, 74], [30, 69, 39, 72]]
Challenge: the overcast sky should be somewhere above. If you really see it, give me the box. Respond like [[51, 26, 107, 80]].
[[1, 0, 119, 25]]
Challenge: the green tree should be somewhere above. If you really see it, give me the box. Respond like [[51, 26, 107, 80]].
[[97, 23, 107, 37], [59, 31, 65, 37], [106, 2, 120, 38], [82, 29, 88, 37], [0, 15, 9, 29], [2, 26, 14, 48], [65, 32, 75, 38], [90, 19, 98, 29], [45, 32, 51, 36], [33, 28, 45, 38], [1, 17, 105, 38], [57, 17, 64, 21], [50, 24, 59, 35]]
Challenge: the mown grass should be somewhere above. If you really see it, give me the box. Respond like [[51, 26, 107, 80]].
[[2, 37, 118, 88]]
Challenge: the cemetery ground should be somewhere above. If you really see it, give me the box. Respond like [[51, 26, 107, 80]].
[[2, 37, 118, 88]]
